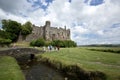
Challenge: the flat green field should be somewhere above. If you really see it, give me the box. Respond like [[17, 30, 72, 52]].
[[0, 56, 25, 80], [37, 47, 120, 80], [85, 47, 120, 53]]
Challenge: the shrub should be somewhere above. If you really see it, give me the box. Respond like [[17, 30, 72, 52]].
[[45, 41, 51, 46], [30, 39, 77, 47], [0, 38, 12, 47], [51, 40, 77, 47], [30, 40, 36, 46], [30, 38, 45, 47]]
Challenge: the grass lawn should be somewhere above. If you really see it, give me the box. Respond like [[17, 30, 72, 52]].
[[37, 47, 120, 80], [0, 56, 25, 80]]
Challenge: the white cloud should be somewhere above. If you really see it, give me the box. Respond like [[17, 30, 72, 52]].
[[0, 0, 120, 45], [72, 26, 88, 34]]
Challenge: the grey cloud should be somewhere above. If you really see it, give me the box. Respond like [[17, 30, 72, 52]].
[[0, 0, 31, 14]]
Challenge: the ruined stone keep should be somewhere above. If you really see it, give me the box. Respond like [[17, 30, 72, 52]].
[[21, 21, 70, 41]]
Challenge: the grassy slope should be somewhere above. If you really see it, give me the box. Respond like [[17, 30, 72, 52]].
[[0, 56, 25, 80], [37, 48, 120, 80]]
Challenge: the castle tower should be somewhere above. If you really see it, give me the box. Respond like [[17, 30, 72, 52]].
[[67, 29, 70, 40], [64, 25, 66, 30], [44, 21, 50, 40], [45, 21, 50, 27]]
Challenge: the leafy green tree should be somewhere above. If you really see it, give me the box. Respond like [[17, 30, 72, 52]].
[[21, 21, 32, 36], [0, 30, 10, 39], [1, 19, 21, 42]]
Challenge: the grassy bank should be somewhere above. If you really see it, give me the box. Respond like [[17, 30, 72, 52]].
[[0, 56, 25, 80], [37, 47, 120, 80]]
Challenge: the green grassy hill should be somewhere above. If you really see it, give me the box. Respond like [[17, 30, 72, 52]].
[[37, 47, 120, 80]]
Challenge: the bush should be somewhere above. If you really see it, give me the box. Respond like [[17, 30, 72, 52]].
[[30, 40, 36, 46], [0, 38, 12, 47], [45, 41, 51, 46], [30, 39, 77, 47], [64, 40, 77, 47], [51, 40, 77, 47], [30, 38, 45, 47]]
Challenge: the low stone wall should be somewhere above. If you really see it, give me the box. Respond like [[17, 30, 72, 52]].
[[0, 48, 44, 62], [0, 48, 42, 55]]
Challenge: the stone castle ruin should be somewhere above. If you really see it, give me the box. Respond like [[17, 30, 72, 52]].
[[19, 21, 70, 42]]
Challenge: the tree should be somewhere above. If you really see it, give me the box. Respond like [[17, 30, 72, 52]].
[[21, 21, 33, 36], [1, 19, 21, 42], [0, 30, 10, 39]]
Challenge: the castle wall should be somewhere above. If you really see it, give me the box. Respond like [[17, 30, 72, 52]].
[[49, 27, 70, 41], [25, 25, 44, 41], [20, 21, 70, 42]]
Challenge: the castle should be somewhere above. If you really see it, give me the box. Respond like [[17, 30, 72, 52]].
[[19, 21, 70, 42]]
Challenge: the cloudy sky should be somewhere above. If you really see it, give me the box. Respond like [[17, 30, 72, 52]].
[[0, 0, 120, 45]]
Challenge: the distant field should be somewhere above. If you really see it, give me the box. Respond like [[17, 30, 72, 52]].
[[37, 47, 120, 80], [0, 56, 25, 80], [85, 47, 120, 53]]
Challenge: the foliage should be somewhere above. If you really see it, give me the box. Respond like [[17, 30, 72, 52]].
[[0, 19, 33, 45], [30, 38, 45, 47], [21, 21, 33, 36], [45, 41, 51, 46], [30, 40, 36, 46], [51, 40, 77, 47], [30, 39, 77, 47], [63, 40, 77, 47], [0, 56, 25, 80], [1, 19, 21, 42], [51, 40, 63, 47], [0, 30, 10, 39], [0, 38, 12, 47]]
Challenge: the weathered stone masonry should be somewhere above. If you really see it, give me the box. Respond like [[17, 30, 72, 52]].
[[20, 21, 70, 42]]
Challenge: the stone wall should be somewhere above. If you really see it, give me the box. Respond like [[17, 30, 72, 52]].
[[18, 21, 70, 42], [0, 48, 41, 56], [24, 25, 44, 41]]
